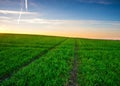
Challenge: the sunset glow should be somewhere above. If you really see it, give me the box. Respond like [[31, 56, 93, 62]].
[[0, 0, 120, 39]]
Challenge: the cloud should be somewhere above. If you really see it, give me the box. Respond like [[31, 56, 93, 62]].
[[20, 19, 66, 25], [0, 10, 37, 15], [0, 0, 18, 4], [0, 16, 120, 40], [77, 0, 112, 4], [0, 15, 120, 26]]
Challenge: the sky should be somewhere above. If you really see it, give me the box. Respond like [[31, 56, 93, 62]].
[[0, 0, 120, 39]]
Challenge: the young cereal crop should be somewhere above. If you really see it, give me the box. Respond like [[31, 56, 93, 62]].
[[0, 34, 66, 83], [1, 39, 75, 86], [78, 39, 120, 86], [0, 34, 120, 86]]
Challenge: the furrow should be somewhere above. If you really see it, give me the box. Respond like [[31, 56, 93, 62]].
[[67, 39, 79, 86]]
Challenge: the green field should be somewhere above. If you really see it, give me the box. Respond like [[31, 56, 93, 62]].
[[0, 33, 120, 86]]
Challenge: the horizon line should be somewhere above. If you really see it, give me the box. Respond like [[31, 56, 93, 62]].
[[0, 32, 120, 41]]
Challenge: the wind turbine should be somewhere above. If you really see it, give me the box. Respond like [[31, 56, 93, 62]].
[[25, 0, 28, 11], [18, 0, 28, 24]]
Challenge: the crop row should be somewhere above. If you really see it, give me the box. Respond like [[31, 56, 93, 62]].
[[0, 34, 120, 86], [0, 35, 66, 82], [77, 39, 120, 86], [0, 34, 65, 46], [1, 39, 75, 86]]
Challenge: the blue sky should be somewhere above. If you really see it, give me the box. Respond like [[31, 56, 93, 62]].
[[0, 0, 120, 39], [31, 0, 120, 20]]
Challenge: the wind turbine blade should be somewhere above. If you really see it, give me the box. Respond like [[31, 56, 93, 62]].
[[25, 0, 28, 11], [18, 8, 22, 24]]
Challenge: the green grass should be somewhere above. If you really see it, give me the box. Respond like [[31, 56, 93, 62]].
[[78, 39, 120, 86], [1, 39, 74, 86], [0, 33, 120, 86], [0, 34, 66, 81]]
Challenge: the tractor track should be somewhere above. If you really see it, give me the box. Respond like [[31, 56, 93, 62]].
[[67, 39, 79, 86], [0, 39, 67, 83]]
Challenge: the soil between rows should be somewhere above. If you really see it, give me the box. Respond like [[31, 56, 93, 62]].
[[67, 39, 79, 86]]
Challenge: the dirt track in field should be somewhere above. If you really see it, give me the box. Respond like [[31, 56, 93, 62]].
[[67, 39, 79, 86]]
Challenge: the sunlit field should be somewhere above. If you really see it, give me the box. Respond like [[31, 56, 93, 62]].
[[0, 33, 120, 86]]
